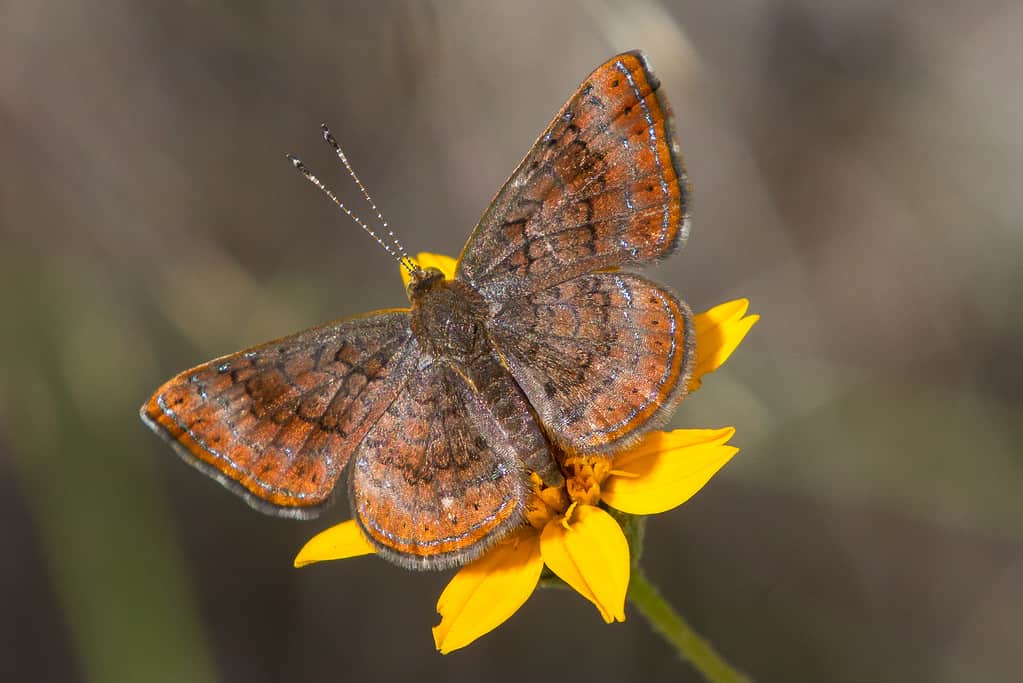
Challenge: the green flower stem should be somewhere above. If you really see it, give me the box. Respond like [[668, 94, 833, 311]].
[[628, 568, 750, 683]]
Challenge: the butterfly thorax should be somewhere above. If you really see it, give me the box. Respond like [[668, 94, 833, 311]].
[[409, 273, 489, 363]]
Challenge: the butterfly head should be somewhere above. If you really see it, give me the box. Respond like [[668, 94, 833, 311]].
[[405, 265, 447, 302]]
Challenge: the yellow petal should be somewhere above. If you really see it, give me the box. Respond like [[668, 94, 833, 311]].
[[602, 428, 739, 515], [689, 298, 759, 391], [293, 520, 376, 568], [539, 505, 629, 623], [432, 531, 543, 654], [398, 252, 459, 288]]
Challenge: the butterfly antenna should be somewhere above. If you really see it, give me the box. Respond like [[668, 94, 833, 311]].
[[286, 153, 417, 275], [320, 124, 417, 275]]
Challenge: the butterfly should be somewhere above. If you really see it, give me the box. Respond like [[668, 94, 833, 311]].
[[141, 50, 694, 569]]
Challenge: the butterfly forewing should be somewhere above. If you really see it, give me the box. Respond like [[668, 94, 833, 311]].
[[141, 310, 416, 518], [456, 51, 691, 303], [490, 273, 694, 453]]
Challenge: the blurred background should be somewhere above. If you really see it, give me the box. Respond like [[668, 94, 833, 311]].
[[2, 1, 1021, 681]]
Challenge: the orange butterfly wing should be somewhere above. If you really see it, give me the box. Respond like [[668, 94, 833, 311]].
[[490, 273, 694, 453], [457, 51, 691, 303], [141, 310, 416, 518]]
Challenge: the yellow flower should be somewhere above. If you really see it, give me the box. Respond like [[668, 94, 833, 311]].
[[431, 427, 740, 653], [689, 298, 759, 392], [293, 253, 758, 654]]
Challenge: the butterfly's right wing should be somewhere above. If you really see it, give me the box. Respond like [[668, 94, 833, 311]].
[[140, 310, 417, 518], [456, 51, 690, 304], [489, 272, 694, 454]]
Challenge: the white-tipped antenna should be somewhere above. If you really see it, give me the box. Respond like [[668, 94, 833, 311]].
[[320, 124, 411, 266], [287, 133, 417, 276]]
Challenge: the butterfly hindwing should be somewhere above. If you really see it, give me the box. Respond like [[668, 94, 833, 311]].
[[141, 310, 417, 518], [490, 272, 694, 453], [456, 51, 691, 303], [350, 358, 542, 569]]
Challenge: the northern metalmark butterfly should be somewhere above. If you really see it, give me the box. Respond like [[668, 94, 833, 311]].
[[141, 51, 694, 569]]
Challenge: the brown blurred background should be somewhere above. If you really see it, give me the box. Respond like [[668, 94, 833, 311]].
[[2, 1, 1021, 681]]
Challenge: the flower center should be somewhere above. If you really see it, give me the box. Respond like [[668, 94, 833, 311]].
[[524, 472, 569, 530], [524, 456, 613, 530], [562, 455, 612, 506]]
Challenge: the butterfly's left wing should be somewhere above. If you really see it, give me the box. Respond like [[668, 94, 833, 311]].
[[349, 359, 537, 569], [141, 310, 417, 518], [456, 51, 690, 304]]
